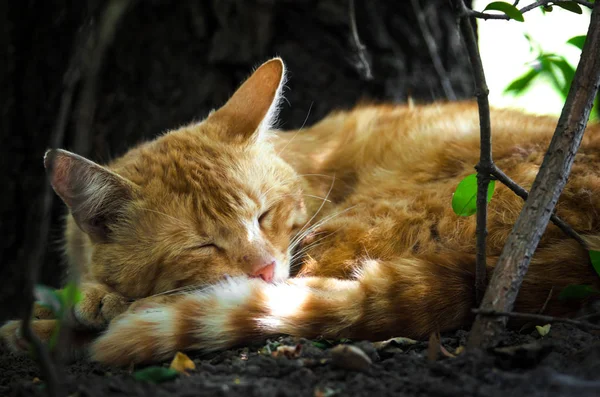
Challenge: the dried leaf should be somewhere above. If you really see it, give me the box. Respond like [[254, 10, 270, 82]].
[[439, 344, 456, 358], [427, 332, 441, 362], [536, 324, 551, 337], [330, 344, 372, 371], [492, 341, 553, 369], [373, 336, 418, 353], [272, 344, 302, 359], [454, 346, 465, 355], [169, 351, 196, 374]]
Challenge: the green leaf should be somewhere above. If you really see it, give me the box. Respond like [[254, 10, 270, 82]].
[[504, 68, 540, 95], [567, 35, 586, 50], [312, 341, 330, 349], [535, 324, 551, 337], [483, 2, 525, 22], [34, 285, 63, 315], [133, 367, 180, 383], [48, 322, 61, 351], [542, 55, 575, 99], [555, 1, 583, 14], [56, 282, 83, 308], [558, 284, 600, 301], [452, 174, 496, 217], [589, 250, 600, 277]]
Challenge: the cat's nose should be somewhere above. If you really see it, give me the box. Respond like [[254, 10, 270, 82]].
[[250, 261, 276, 282]]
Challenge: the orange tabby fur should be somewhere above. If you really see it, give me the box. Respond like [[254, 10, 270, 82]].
[[2, 58, 600, 365]]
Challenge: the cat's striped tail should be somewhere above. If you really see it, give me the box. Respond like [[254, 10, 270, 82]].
[[91, 256, 475, 365]]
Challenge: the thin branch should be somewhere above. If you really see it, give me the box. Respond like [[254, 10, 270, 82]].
[[411, 0, 456, 100], [472, 309, 600, 332], [461, 0, 594, 21], [17, 16, 89, 397], [538, 287, 554, 314], [74, 0, 134, 157], [348, 0, 373, 81], [491, 165, 588, 248], [451, 0, 493, 305], [468, 0, 600, 349]]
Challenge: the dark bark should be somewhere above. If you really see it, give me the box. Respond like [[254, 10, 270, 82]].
[[468, 0, 600, 349], [0, 0, 474, 322]]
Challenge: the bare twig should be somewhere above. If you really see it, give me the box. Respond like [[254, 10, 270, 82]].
[[472, 309, 600, 332], [491, 165, 588, 248], [461, 0, 594, 21], [450, 0, 493, 305], [18, 17, 89, 397], [74, 0, 134, 157], [411, 0, 456, 100], [468, 0, 600, 349], [348, 0, 373, 81], [538, 287, 554, 314]]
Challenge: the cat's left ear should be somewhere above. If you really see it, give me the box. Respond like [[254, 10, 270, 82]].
[[208, 58, 285, 142]]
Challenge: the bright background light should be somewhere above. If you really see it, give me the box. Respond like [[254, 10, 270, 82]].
[[473, 0, 591, 116]]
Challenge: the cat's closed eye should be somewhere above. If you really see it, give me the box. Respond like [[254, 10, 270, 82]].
[[195, 242, 219, 251], [258, 209, 271, 227]]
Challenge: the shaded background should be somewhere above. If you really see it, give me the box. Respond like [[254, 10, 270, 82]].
[[0, 0, 474, 320]]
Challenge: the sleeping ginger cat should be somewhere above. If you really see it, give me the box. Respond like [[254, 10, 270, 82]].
[[2, 58, 600, 366]]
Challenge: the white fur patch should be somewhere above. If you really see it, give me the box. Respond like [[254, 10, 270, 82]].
[[185, 277, 255, 348]]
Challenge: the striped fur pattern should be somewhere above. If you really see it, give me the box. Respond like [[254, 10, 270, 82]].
[[3, 58, 600, 366]]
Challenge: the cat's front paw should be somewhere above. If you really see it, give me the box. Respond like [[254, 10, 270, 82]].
[[74, 283, 130, 329], [0, 320, 58, 353]]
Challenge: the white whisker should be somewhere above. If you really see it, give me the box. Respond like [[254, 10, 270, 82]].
[[277, 102, 313, 156], [138, 208, 188, 228]]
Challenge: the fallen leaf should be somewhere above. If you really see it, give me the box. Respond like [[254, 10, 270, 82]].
[[536, 324, 551, 337], [373, 336, 418, 353], [32, 377, 41, 384], [439, 344, 456, 358], [492, 341, 553, 369], [454, 346, 465, 355], [272, 344, 303, 359], [169, 351, 196, 374], [330, 345, 371, 371], [133, 367, 179, 384], [427, 332, 441, 362]]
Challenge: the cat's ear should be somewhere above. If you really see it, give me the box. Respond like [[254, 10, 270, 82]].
[[208, 57, 285, 141], [44, 149, 136, 242]]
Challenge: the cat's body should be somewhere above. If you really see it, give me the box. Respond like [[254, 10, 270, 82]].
[[2, 59, 600, 365]]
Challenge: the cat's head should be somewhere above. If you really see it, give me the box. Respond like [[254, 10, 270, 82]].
[[45, 58, 308, 298]]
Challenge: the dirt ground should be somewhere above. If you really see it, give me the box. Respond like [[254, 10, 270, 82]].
[[2, 322, 599, 397]]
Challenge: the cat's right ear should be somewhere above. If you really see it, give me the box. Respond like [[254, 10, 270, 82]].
[[44, 149, 136, 242], [208, 58, 286, 142]]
